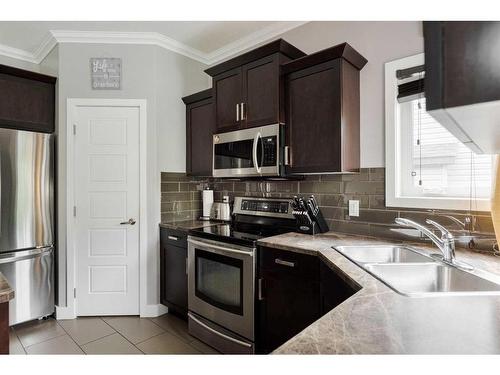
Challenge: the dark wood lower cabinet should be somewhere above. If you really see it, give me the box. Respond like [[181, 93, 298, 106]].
[[160, 228, 188, 319], [320, 262, 361, 315], [256, 246, 360, 354], [0, 302, 9, 354], [256, 247, 320, 354]]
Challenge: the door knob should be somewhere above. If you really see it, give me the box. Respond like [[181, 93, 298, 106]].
[[120, 218, 136, 225]]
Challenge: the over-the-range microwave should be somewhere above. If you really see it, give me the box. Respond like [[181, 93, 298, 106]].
[[212, 123, 285, 178]]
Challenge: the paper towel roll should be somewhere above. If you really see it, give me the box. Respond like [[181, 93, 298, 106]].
[[202, 189, 214, 220]]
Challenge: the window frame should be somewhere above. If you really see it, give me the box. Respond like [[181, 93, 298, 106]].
[[385, 53, 491, 212]]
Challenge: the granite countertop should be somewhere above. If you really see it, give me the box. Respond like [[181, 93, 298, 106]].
[[257, 231, 500, 354], [0, 272, 14, 304], [159, 220, 219, 232]]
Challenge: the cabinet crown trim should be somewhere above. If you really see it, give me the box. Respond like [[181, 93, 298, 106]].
[[205, 39, 306, 77], [0, 64, 57, 84], [282, 42, 368, 74], [182, 88, 213, 104]]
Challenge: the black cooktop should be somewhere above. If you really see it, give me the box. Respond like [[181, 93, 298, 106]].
[[189, 221, 295, 247]]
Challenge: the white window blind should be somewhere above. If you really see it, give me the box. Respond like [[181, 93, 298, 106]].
[[399, 97, 492, 200]]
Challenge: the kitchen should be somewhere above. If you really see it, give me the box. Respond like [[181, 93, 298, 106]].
[[1, 2, 500, 373]]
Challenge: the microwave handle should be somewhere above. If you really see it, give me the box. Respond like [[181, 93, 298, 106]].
[[252, 131, 262, 174]]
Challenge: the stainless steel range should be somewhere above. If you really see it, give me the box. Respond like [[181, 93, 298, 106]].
[[187, 196, 296, 354]]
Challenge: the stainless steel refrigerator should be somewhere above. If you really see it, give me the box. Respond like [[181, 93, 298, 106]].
[[0, 128, 54, 326]]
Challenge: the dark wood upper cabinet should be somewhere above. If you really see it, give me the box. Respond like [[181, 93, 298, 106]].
[[213, 68, 242, 131], [424, 21, 500, 154], [182, 89, 215, 176], [206, 39, 305, 132], [283, 43, 367, 174], [242, 54, 281, 129], [0, 64, 56, 133]]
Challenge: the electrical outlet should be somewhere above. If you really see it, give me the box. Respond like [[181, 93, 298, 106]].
[[348, 200, 360, 217]]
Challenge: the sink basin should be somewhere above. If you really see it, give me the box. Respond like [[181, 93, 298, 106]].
[[335, 245, 433, 264], [364, 263, 500, 296]]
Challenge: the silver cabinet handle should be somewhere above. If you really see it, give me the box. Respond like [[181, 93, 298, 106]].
[[275, 258, 295, 268], [241, 102, 246, 120], [236, 103, 240, 122], [120, 218, 136, 225], [188, 313, 252, 348], [258, 278, 264, 301], [284, 146, 290, 166], [168, 235, 179, 241]]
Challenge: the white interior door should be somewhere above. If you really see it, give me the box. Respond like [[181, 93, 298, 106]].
[[74, 105, 140, 316]]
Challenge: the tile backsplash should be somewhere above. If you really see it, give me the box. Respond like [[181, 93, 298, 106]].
[[161, 168, 497, 252]]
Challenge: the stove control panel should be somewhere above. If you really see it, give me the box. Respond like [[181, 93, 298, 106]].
[[240, 199, 290, 214]]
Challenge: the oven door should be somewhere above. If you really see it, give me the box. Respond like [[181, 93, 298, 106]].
[[187, 236, 255, 341], [213, 123, 281, 178]]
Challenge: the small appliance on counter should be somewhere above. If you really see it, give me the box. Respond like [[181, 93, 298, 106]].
[[291, 195, 329, 235], [210, 195, 232, 222], [201, 188, 213, 221]]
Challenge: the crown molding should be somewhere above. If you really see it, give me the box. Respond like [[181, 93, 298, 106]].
[[32, 32, 58, 64], [50, 30, 208, 63], [0, 42, 38, 64], [0, 21, 308, 67], [204, 21, 308, 65]]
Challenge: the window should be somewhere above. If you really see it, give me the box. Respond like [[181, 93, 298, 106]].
[[385, 54, 492, 211]]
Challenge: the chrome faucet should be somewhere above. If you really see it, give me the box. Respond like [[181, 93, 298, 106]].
[[395, 217, 473, 270]]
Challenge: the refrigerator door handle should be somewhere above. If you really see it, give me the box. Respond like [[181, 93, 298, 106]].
[[0, 246, 53, 265]]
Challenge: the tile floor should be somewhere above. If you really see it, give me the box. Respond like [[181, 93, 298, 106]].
[[9, 313, 219, 355]]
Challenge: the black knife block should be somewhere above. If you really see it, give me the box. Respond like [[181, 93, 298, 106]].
[[312, 209, 329, 233], [297, 221, 320, 235]]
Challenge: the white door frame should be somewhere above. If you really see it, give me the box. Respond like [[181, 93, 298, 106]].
[[61, 98, 148, 319]]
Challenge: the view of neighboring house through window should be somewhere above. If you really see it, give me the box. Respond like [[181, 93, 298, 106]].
[[385, 53, 492, 211], [399, 97, 493, 200]]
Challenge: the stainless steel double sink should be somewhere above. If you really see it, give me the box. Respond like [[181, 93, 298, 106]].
[[334, 245, 500, 297]]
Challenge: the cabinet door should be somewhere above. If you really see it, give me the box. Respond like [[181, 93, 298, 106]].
[[257, 246, 320, 354], [242, 55, 280, 128], [257, 271, 319, 353], [285, 61, 342, 174], [0, 73, 55, 133], [213, 67, 243, 131], [186, 98, 215, 176], [320, 262, 359, 315], [160, 229, 188, 317], [0, 303, 8, 354]]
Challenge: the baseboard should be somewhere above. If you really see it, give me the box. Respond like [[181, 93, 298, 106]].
[[55, 303, 166, 319], [55, 305, 76, 320], [140, 304, 168, 318]]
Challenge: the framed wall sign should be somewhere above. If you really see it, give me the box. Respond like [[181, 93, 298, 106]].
[[90, 58, 122, 90]]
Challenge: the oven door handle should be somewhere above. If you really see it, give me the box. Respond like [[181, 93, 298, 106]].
[[188, 238, 254, 257], [188, 313, 252, 348], [252, 131, 262, 174]]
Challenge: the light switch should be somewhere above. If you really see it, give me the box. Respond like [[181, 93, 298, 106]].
[[348, 200, 359, 217]]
